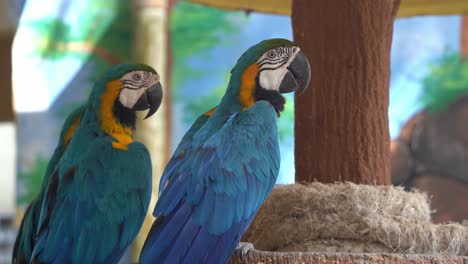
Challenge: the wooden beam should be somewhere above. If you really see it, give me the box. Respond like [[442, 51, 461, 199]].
[[188, 0, 290, 15], [399, 0, 468, 17], [0, 0, 17, 33], [188, 0, 468, 17]]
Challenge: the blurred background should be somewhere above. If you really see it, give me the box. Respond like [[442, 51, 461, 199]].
[[0, 0, 467, 263]]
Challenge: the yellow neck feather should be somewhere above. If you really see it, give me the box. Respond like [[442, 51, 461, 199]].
[[100, 79, 133, 151], [63, 116, 81, 146], [239, 63, 259, 110], [204, 106, 217, 116]]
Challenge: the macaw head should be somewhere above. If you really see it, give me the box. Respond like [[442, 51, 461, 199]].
[[82, 64, 163, 150], [228, 38, 311, 114], [88, 63, 163, 127], [102, 63, 163, 119]]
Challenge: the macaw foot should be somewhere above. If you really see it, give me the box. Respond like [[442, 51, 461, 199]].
[[235, 242, 254, 256]]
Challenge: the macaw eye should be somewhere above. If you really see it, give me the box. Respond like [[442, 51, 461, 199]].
[[132, 73, 142, 81], [267, 51, 276, 58]]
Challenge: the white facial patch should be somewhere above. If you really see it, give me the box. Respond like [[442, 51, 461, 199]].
[[259, 68, 288, 91], [119, 87, 147, 108], [257, 46, 300, 91], [118, 70, 160, 109]]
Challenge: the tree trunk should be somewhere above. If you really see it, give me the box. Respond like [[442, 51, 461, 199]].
[[131, 0, 172, 261], [55, 41, 121, 65], [461, 15, 468, 59], [292, 0, 400, 185]]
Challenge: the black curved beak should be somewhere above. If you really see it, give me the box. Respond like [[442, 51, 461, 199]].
[[132, 82, 163, 119], [279, 50, 311, 94]]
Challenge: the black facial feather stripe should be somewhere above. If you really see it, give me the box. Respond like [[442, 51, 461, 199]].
[[122, 77, 154, 90], [123, 85, 140, 90], [259, 57, 283, 65], [258, 48, 290, 67], [276, 47, 290, 57], [258, 56, 280, 64], [122, 80, 136, 85], [121, 81, 140, 90], [259, 58, 288, 68], [123, 80, 142, 86], [259, 60, 288, 71]]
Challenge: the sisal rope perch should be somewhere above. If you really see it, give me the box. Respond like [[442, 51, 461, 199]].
[[229, 182, 468, 263]]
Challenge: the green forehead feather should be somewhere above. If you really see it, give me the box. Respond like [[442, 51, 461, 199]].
[[255, 38, 295, 51], [88, 63, 157, 101], [231, 38, 295, 73], [101, 63, 157, 82]]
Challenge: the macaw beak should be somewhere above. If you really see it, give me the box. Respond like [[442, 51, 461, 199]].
[[132, 82, 163, 119], [279, 50, 311, 94]]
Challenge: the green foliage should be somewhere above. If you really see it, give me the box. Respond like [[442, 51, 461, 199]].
[[95, 0, 132, 63], [171, 2, 246, 89], [28, 18, 71, 59], [420, 51, 468, 112], [17, 1, 133, 206], [184, 84, 225, 123], [17, 155, 48, 205], [27, 0, 127, 63], [171, 2, 238, 61]]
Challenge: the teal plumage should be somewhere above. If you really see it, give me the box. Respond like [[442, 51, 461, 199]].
[[29, 63, 163, 264], [13, 105, 85, 264], [45, 105, 86, 183], [158, 106, 216, 196], [140, 38, 311, 264]]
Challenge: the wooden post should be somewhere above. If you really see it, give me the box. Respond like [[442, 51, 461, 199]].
[[0, 33, 14, 123], [131, 0, 172, 261], [292, 0, 400, 184], [0, 32, 16, 219], [187, 0, 468, 18], [0, 0, 17, 219], [461, 15, 468, 59]]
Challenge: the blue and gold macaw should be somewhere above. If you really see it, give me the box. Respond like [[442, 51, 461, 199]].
[[29, 63, 163, 264], [140, 38, 311, 264], [158, 106, 217, 197], [13, 105, 85, 264]]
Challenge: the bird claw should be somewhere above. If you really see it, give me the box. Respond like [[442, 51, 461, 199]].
[[235, 242, 254, 256]]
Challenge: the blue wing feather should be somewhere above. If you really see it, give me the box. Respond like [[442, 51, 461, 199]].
[[13, 105, 85, 264], [159, 113, 211, 196], [140, 101, 280, 264]]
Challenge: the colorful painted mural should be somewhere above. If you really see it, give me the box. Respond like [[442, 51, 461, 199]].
[[13, 0, 133, 207]]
